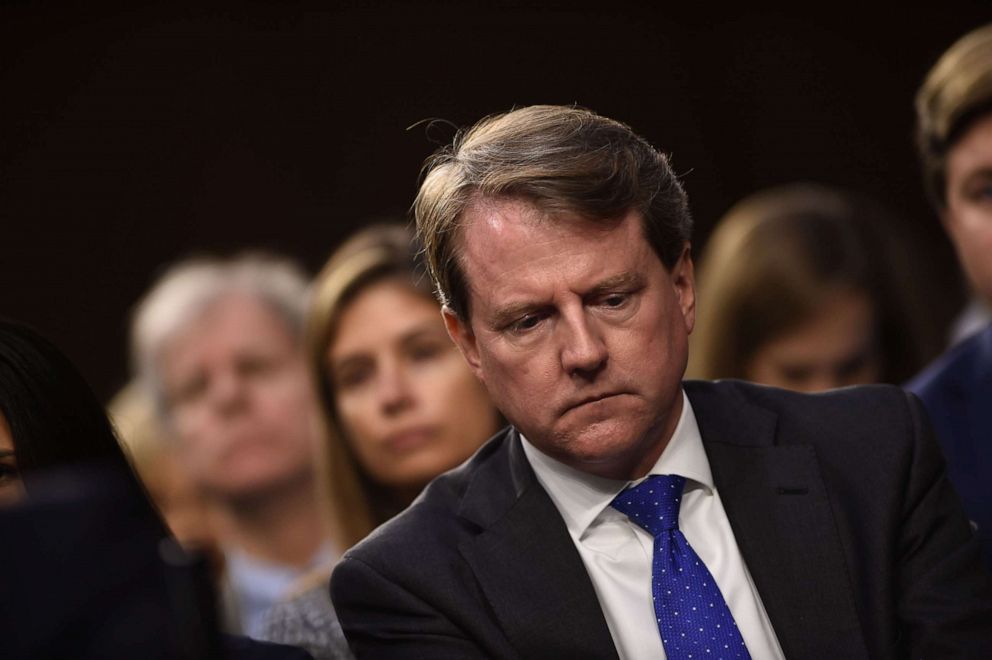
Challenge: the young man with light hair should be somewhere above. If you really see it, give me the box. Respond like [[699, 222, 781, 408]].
[[908, 23, 992, 573]]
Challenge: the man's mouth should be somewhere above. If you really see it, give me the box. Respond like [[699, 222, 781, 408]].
[[561, 392, 626, 415]]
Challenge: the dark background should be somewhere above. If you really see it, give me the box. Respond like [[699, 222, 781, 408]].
[[1, 2, 988, 401]]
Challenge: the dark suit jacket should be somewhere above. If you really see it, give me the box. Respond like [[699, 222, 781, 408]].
[[907, 323, 992, 572], [331, 381, 992, 659], [0, 460, 314, 660]]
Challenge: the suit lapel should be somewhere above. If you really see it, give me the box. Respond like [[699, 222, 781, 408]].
[[457, 432, 619, 660], [687, 381, 870, 660]]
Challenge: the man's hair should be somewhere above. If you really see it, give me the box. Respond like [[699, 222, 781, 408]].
[[413, 105, 692, 320], [130, 253, 309, 416], [916, 23, 992, 209]]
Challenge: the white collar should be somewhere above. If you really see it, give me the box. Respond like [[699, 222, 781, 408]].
[[521, 390, 713, 539]]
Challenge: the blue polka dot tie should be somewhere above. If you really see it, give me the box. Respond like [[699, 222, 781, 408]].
[[611, 474, 751, 660]]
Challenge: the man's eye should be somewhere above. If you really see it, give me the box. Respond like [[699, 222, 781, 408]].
[[966, 181, 992, 202], [239, 356, 276, 378], [510, 314, 545, 333], [173, 376, 207, 406], [602, 293, 628, 308]]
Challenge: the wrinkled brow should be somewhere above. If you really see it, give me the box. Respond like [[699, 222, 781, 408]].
[[489, 271, 645, 328], [584, 272, 646, 297]]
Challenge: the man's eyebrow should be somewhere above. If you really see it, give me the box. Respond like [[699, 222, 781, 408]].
[[585, 272, 646, 296], [0, 450, 15, 458], [490, 301, 541, 329]]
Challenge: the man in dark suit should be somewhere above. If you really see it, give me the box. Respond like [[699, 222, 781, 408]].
[[907, 23, 992, 573], [331, 105, 992, 658]]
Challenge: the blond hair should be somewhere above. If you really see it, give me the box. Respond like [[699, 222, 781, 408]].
[[414, 105, 692, 319], [306, 223, 434, 548], [916, 23, 992, 208]]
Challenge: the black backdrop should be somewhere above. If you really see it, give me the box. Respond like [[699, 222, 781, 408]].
[[2, 2, 988, 401]]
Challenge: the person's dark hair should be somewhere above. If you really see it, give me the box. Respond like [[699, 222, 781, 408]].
[[414, 105, 692, 320], [687, 184, 926, 384], [0, 320, 131, 485]]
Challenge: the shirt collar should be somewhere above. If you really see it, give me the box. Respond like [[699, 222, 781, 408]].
[[225, 542, 337, 601], [521, 389, 713, 538]]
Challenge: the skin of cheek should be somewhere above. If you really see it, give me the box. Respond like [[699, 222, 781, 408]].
[[421, 355, 496, 463], [343, 353, 494, 488], [0, 413, 23, 506], [941, 114, 992, 304]]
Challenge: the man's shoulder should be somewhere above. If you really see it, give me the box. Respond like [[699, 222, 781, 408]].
[[906, 323, 992, 402], [338, 426, 517, 571], [685, 378, 916, 424], [684, 379, 927, 462]]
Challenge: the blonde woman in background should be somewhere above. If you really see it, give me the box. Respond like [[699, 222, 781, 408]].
[[262, 223, 501, 659], [687, 183, 929, 392], [110, 381, 217, 552]]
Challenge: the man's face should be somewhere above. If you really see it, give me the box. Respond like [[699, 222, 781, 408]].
[[161, 294, 318, 503], [444, 199, 695, 480], [943, 112, 992, 306]]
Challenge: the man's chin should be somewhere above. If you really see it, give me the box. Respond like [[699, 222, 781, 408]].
[[208, 465, 313, 506], [543, 420, 658, 476]]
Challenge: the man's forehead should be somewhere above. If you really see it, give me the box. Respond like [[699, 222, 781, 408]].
[[456, 200, 650, 308], [950, 126, 992, 174], [458, 197, 631, 254], [460, 197, 547, 240], [166, 293, 296, 357]]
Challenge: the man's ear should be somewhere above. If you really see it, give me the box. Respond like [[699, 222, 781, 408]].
[[442, 306, 485, 383], [672, 244, 696, 336]]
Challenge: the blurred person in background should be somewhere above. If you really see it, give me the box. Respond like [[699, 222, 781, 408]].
[[261, 224, 501, 660], [687, 183, 926, 392], [908, 23, 992, 571], [110, 380, 218, 552], [131, 253, 335, 639], [0, 320, 141, 507], [0, 319, 313, 660]]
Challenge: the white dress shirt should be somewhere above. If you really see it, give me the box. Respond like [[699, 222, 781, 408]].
[[225, 543, 338, 639], [521, 390, 785, 660]]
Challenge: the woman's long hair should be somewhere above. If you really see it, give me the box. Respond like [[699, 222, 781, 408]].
[[306, 223, 438, 549], [0, 319, 167, 534]]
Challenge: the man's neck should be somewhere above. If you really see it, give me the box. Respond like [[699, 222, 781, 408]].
[[214, 475, 329, 568]]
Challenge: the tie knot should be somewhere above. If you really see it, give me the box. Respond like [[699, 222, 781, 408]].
[[610, 474, 686, 537]]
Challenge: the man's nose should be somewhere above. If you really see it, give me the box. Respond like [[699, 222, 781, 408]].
[[209, 370, 249, 415], [378, 360, 415, 416], [559, 312, 608, 378]]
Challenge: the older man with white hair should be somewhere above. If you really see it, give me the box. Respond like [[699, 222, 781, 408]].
[[131, 253, 334, 639]]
